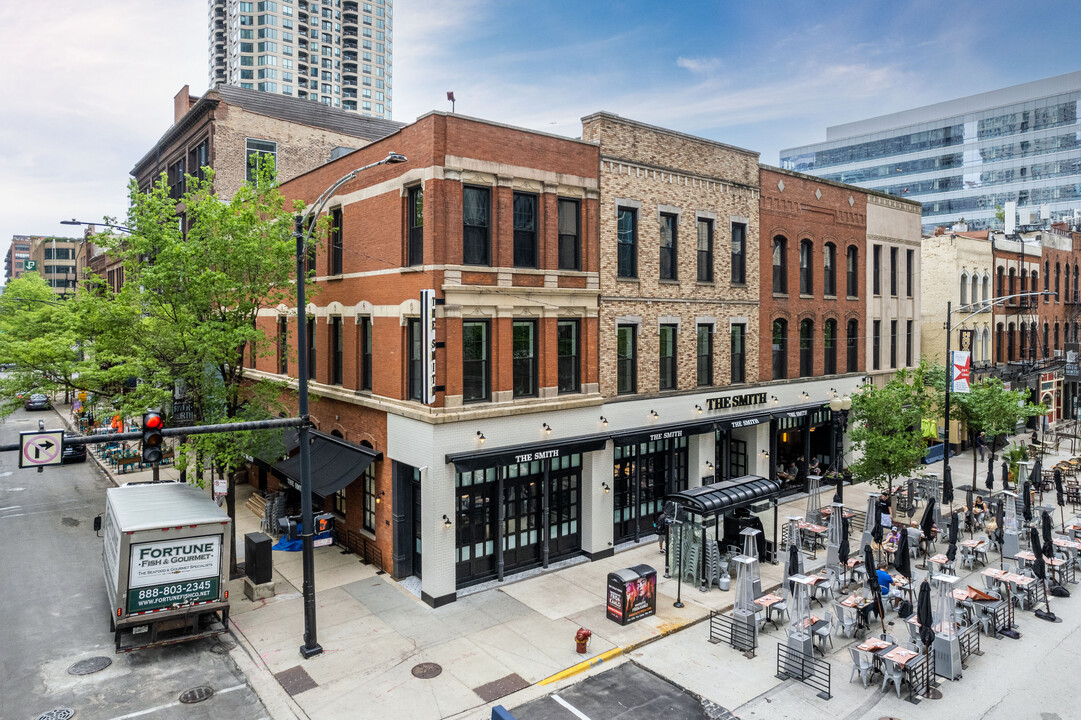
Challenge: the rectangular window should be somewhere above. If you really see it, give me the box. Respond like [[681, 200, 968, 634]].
[[617, 207, 637, 278], [847, 246, 858, 297], [824, 321, 836, 375], [462, 320, 490, 402], [772, 237, 787, 293], [330, 316, 343, 384], [362, 464, 376, 532], [307, 317, 316, 380], [360, 316, 372, 391], [407, 318, 422, 401], [696, 324, 712, 386], [407, 185, 423, 266], [557, 320, 580, 393], [890, 319, 897, 369], [659, 324, 677, 390], [731, 222, 746, 284], [697, 218, 713, 282], [616, 325, 637, 394], [890, 247, 898, 296], [906, 249, 914, 297], [872, 319, 881, 370], [731, 324, 746, 384], [872, 245, 881, 295], [512, 320, 538, 397], [557, 199, 580, 271], [329, 207, 343, 275], [277, 316, 288, 374], [245, 138, 277, 183], [847, 320, 858, 372], [512, 192, 538, 268], [659, 213, 677, 281], [462, 186, 490, 266], [906, 320, 913, 367]]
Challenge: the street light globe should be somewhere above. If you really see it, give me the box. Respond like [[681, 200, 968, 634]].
[[841, 396, 852, 411], [829, 397, 843, 412]]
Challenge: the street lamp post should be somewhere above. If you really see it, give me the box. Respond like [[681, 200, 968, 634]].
[[829, 394, 852, 502], [292, 151, 406, 659]]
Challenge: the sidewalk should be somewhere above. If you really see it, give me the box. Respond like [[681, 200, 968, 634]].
[[58, 397, 1073, 719]]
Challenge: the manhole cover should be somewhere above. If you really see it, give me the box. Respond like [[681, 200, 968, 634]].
[[179, 686, 215, 704], [68, 656, 112, 675], [36, 710, 75, 720], [411, 662, 442, 679]]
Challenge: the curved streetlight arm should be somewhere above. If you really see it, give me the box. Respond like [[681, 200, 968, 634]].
[[296, 151, 407, 242], [951, 290, 1055, 328], [59, 219, 132, 234]]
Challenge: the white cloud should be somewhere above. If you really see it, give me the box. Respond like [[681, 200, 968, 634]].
[[676, 56, 722, 74]]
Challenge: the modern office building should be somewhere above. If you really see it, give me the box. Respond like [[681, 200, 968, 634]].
[[780, 71, 1081, 232], [4, 236, 32, 283], [209, 0, 393, 118]]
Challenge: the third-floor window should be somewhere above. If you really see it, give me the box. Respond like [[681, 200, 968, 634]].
[[513, 192, 538, 268], [772, 236, 787, 294], [463, 186, 490, 266], [697, 219, 713, 283], [557, 199, 580, 271], [407, 185, 423, 266], [731, 222, 746, 285], [617, 207, 637, 278], [823, 243, 836, 296], [799, 240, 813, 295], [329, 207, 343, 275], [659, 213, 677, 281]]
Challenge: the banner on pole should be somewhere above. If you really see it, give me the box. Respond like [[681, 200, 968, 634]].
[[951, 350, 971, 393]]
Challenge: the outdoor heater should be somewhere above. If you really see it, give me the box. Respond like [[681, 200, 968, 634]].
[[785, 516, 805, 577], [860, 493, 880, 552], [731, 555, 757, 652], [785, 574, 816, 673], [826, 501, 843, 586], [932, 573, 963, 680], [740, 527, 763, 599], [805, 474, 823, 523], [1003, 490, 1020, 559]]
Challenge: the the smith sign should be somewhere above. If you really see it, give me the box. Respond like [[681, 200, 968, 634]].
[[705, 392, 768, 411]]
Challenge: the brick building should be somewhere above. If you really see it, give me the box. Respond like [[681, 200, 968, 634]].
[[4, 235, 32, 282], [262, 112, 602, 605]]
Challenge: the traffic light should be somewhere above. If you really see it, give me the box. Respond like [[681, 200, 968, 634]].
[[141, 411, 165, 465], [278, 515, 299, 540], [314, 513, 335, 535]]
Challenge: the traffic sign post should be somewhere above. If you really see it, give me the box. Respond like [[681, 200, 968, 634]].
[[19, 430, 64, 468]]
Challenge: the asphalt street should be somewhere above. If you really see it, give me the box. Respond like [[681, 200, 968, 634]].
[[0, 406, 268, 720]]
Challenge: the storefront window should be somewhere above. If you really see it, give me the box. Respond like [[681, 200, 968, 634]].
[[613, 438, 688, 544]]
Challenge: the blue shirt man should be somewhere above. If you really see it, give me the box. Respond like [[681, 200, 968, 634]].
[[876, 566, 894, 597]]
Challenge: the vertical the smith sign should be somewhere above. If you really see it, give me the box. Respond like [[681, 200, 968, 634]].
[[421, 289, 436, 405]]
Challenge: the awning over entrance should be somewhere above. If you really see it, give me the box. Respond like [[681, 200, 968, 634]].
[[610, 418, 717, 447], [445, 433, 609, 473], [273, 431, 382, 497], [716, 412, 772, 430], [665, 475, 780, 518]]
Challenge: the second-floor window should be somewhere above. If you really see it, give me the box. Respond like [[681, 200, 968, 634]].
[[823, 243, 836, 296], [846, 245, 858, 297], [407, 185, 423, 266], [512, 320, 537, 397], [772, 319, 787, 379], [360, 316, 372, 391], [558, 199, 580, 270], [731, 323, 746, 383], [557, 319, 579, 393], [463, 186, 490, 266], [906, 249, 914, 297], [872, 245, 881, 295], [462, 320, 490, 402], [847, 319, 858, 372], [697, 218, 713, 282], [890, 247, 898, 296], [617, 207, 637, 278], [772, 236, 787, 294], [617, 325, 636, 394], [659, 213, 677, 281], [407, 318, 422, 401], [872, 320, 881, 370], [824, 319, 836, 374], [731, 222, 746, 285], [329, 207, 343, 275], [696, 324, 712, 386], [330, 316, 343, 384], [513, 192, 538, 268], [659, 324, 677, 390], [799, 240, 813, 295], [799, 319, 813, 377]]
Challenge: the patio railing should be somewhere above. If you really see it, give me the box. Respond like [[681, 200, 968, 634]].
[[775, 642, 831, 700], [708, 610, 757, 658]]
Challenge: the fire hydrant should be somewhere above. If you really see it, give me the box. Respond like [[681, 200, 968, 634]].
[[575, 627, 592, 654]]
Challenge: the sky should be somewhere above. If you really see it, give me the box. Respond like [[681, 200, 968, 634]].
[[1, 0, 1079, 270]]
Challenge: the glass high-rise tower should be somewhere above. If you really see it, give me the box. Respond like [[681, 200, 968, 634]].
[[780, 72, 1080, 232], [210, 0, 392, 118]]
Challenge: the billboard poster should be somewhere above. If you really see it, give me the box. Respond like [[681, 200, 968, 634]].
[[1066, 343, 1079, 379], [606, 566, 657, 625], [951, 350, 971, 393]]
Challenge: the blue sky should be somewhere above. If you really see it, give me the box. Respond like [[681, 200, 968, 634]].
[[1, 0, 1079, 268]]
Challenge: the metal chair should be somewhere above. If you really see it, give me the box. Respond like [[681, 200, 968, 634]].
[[881, 660, 905, 697], [833, 602, 858, 639], [849, 648, 873, 687], [814, 612, 834, 653]]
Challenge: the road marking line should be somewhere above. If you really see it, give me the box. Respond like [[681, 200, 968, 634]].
[[551, 694, 593, 720], [107, 683, 247, 719]]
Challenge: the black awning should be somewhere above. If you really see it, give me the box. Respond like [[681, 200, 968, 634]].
[[273, 431, 382, 498], [716, 412, 772, 430], [446, 433, 609, 474], [610, 418, 717, 447], [665, 475, 781, 518]]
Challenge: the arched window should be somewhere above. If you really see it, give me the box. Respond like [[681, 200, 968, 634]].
[[1031, 271, 1038, 301], [959, 273, 968, 305], [824, 319, 837, 374], [1008, 267, 1016, 299], [799, 240, 813, 295], [773, 236, 787, 294], [1008, 322, 1016, 361], [1043, 323, 1050, 359], [823, 243, 836, 296], [1065, 264, 1071, 304], [1073, 266, 1078, 303], [1021, 267, 1028, 296], [971, 330, 979, 363], [846, 319, 858, 372], [846, 246, 858, 297], [1054, 322, 1060, 351], [997, 267, 1005, 298], [996, 323, 1004, 363], [983, 274, 990, 302], [799, 319, 814, 377], [772, 319, 788, 379], [983, 328, 991, 364], [1030, 324, 1037, 360]]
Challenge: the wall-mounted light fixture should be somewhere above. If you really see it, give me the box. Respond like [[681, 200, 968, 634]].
[[706, 461, 714, 472], [375, 491, 386, 504], [601, 482, 610, 494], [650, 409, 659, 420], [770, 395, 779, 405], [476, 431, 485, 444], [760, 449, 770, 458], [600, 416, 608, 428], [442, 514, 452, 529], [695, 404, 703, 414], [800, 391, 810, 400], [543, 422, 552, 436]]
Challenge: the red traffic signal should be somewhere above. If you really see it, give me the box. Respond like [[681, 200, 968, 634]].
[[145, 414, 163, 431], [141, 411, 165, 464]]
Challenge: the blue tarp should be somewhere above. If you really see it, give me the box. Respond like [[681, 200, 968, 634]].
[[272, 525, 333, 552]]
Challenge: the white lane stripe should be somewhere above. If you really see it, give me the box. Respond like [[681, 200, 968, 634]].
[[551, 694, 593, 720], [107, 683, 247, 719]]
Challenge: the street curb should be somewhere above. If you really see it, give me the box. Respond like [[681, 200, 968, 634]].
[[229, 621, 310, 720]]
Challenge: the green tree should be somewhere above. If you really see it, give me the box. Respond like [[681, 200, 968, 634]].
[[847, 364, 936, 493]]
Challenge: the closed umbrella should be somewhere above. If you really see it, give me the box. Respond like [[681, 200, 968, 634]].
[[1030, 526, 1057, 622], [786, 543, 799, 594], [895, 527, 914, 605], [994, 499, 1005, 547], [965, 487, 975, 536], [1055, 469, 1066, 531], [917, 579, 936, 651], [1023, 481, 1033, 523], [864, 543, 886, 634], [907, 479, 916, 518], [986, 459, 995, 491], [1002, 460, 1009, 491], [919, 498, 936, 565], [946, 512, 959, 562], [942, 466, 954, 509], [835, 472, 844, 504], [839, 534, 851, 586], [871, 499, 884, 553], [1041, 511, 1054, 560]]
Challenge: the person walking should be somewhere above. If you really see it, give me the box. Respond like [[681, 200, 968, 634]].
[[655, 509, 670, 554], [977, 431, 987, 461]]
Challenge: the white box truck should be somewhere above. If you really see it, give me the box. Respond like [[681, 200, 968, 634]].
[[99, 482, 231, 652]]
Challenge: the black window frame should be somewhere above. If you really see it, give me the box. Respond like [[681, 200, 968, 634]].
[[617, 206, 638, 278], [463, 185, 491, 266], [245, 138, 277, 183], [557, 198, 580, 271], [360, 316, 372, 391], [873, 244, 881, 295], [906, 319, 913, 367], [407, 185, 423, 266], [846, 245, 858, 297], [824, 319, 837, 374], [799, 319, 814, 377], [697, 218, 714, 283], [462, 319, 491, 403], [557, 319, 580, 394], [799, 239, 813, 295], [872, 319, 881, 370], [617, 324, 637, 394], [847, 319, 858, 372], [512, 319, 538, 398], [659, 213, 677, 281], [512, 191, 538, 268], [330, 315, 343, 385], [659, 324, 677, 390], [889, 319, 897, 369], [731, 323, 746, 384], [906, 248, 914, 297], [730, 221, 745, 285], [696, 323, 713, 387], [823, 242, 836, 296], [362, 462, 376, 532], [307, 317, 316, 380], [329, 207, 343, 275], [772, 319, 787, 379], [772, 236, 787, 294], [407, 317, 422, 401], [890, 247, 898, 296]]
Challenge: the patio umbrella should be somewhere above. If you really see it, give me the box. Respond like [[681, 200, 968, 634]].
[[1055, 469, 1066, 531], [906, 479, 916, 518], [942, 466, 954, 509], [1022, 481, 1033, 524], [871, 499, 884, 555], [945, 512, 958, 562], [839, 534, 851, 587], [986, 460, 995, 491], [786, 543, 799, 594], [1002, 460, 1009, 491], [895, 527, 914, 604], [864, 543, 886, 635], [1041, 511, 1054, 560], [1030, 526, 1057, 621], [835, 472, 844, 504], [917, 579, 936, 651], [918, 498, 936, 566], [994, 499, 1005, 547], [965, 487, 975, 536]]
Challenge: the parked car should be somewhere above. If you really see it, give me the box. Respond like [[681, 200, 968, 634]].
[[24, 393, 51, 411], [62, 432, 88, 464]]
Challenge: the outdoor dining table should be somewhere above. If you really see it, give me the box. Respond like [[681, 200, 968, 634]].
[[855, 639, 921, 695], [818, 507, 855, 519], [840, 593, 873, 633], [755, 593, 784, 629], [960, 538, 988, 567], [798, 521, 828, 557], [800, 614, 830, 655], [1016, 550, 1067, 584]]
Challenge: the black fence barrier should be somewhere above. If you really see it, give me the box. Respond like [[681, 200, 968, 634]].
[[708, 610, 757, 658], [959, 623, 982, 664], [775, 642, 831, 700], [903, 650, 936, 704]]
